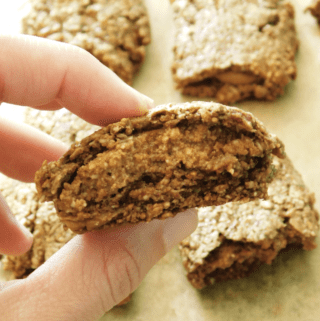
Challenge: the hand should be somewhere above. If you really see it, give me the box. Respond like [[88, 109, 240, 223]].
[[0, 34, 198, 320]]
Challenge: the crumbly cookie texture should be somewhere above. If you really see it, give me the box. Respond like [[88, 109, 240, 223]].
[[306, 0, 320, 24], [35, 101, 285, 234], [22, 0, 151, 84], [179, 157, 319, 289], [171, 0, 298, 104]]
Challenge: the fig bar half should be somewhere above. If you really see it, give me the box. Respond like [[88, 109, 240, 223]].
[[35, 102, 285, 233]]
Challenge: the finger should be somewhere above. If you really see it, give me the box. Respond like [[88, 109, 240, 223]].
[[0, 209, 198, 320], [0, 117, 68, 182], [0, 192, 33, 255], [31, 100, 63, 111], [0, 279, 22, 292], [0, 34, 154, 126]]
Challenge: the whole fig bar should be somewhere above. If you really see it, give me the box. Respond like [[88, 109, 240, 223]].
[[171, 0, 299, 103], [22, 0, 151, 85], [35, 102, 285, 233]]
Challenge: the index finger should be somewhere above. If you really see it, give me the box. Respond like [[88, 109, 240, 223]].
[[0, 34, 153, 126]]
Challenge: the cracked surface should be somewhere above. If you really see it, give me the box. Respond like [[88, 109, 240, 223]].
[[179, 157, 319, 289], [35, 101, 284, 234], [22, 0, 151, 84], [24, 107, 100, 145], [171, 0, 299, 104]]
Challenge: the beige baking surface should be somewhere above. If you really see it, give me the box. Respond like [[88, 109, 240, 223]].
[[1, 0, 320, 320]]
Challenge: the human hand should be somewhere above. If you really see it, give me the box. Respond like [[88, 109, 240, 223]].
[[0, 34, 198, 320]]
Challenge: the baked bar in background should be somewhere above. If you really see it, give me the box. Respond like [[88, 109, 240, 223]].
[[24, 107, 100, 145], [1, 108, 131, 304], [0, 176, 75, 278], [306, 0, 320, 25], [22, 0, 151, 84], [179, 157, 319, 289], [35, 101, 284, 234], [171, 0, 299, 104]]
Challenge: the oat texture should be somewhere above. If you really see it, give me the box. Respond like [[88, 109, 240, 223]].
[[306, 0, 320, 24], [35, 101, 285, 234], [171, 0, 299, 104], [22, 0, 151, 84], [24, 107, 100, 145], [179, 157, 319, 289]]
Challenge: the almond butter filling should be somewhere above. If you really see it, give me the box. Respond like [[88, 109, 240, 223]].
[[215, 71, 259, 85]]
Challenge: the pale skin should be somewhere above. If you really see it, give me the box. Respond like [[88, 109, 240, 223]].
[[0, 34, 197, 320]]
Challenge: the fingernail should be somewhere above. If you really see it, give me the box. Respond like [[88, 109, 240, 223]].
[[17, 221, 33, 240], [135, 93, 154, 115], [139, 93, 154, 110], [162, 208, 198, 252]]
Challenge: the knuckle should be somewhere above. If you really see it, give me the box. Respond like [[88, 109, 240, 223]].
[[99, 245, 140, 309]]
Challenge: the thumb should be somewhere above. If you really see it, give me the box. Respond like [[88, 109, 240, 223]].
[[0, 209, 198, 321]]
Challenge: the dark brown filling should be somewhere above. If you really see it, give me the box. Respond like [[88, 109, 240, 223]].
[[87, 156, 264, 206], [54, 119, 275, 232], [60, 121, 262, 197]]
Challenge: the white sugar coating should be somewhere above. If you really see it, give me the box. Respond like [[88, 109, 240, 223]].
[[23, 0, 151, 84], [24, 108, 100, 145], [181, 157, 319, 270], [171, 0, 298, 103]]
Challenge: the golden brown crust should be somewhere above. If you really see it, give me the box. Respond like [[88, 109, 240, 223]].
[[35, 101, 284, 234], [171, 0, 298, 104], [22, 0, 151, 84], [179, 157, 319, 289]]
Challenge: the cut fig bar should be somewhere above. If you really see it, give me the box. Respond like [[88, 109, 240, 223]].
[[171, 0, 299, 104], [179, 157, 319, 289], [35, 101, 284, 234]]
